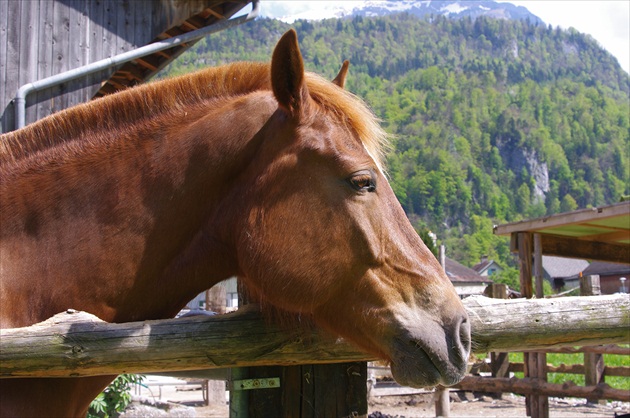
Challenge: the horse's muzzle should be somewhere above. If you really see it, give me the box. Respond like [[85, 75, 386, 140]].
[[389, 313, 471, 388]]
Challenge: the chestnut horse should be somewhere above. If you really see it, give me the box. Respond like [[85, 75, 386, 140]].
[[0, 30, 470, 416]]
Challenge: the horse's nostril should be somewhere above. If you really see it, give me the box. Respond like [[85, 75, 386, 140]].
[[458, 316, 472, 355]]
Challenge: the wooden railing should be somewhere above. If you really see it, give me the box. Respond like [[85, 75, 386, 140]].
[[457, 344, 630, 402], [450, 278, 630, 417], [1, 294, 628, 378]]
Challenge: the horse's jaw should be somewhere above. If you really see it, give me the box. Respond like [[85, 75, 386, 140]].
[[387, 313, 471, 388]]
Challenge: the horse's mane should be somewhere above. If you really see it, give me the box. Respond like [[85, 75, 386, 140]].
[[0, 62, 388, 169]]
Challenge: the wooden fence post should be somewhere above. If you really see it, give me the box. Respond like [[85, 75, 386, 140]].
[[205, 285, 228, 406], [230, 279, 368, 418], [487, 283, 509, 399], [581, 275, 605, 404], [517, 232, 549, 418], [531, 234, 549, 417], [435, 245, 450, 417], [230, 278, 251, 418]]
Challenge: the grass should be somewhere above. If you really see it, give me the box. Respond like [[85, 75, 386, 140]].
[[508, 347, 629, 391]]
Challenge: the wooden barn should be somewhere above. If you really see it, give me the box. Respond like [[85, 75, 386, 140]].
[[0, 0, 257, 133]]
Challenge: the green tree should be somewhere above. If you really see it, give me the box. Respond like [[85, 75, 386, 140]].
[[560, 194, 578, 212], [492, 267, 520, 291]]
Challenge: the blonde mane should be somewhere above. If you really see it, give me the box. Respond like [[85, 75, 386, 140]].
[[0, 62, 388, 168]]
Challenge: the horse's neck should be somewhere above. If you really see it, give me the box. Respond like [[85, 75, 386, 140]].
[[0, 92, 276, 327]]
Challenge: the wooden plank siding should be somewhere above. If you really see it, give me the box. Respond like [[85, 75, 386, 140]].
[[35, 0, 55, 122], [0, 2, 7, 113], [1, 1, 21, 133], [1, 0, 249, 133]]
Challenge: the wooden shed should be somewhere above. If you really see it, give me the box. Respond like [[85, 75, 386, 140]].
[[1, 0, 256, 133], [493, 200, 630, 417], [494, 200, 630, 267]]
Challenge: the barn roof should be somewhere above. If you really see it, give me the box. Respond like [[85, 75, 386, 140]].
[[494, 201, 630, 264], [446, 258, 491, 283]]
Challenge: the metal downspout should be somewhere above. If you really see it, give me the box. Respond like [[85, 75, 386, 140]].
[[14, 0, 260, 130]]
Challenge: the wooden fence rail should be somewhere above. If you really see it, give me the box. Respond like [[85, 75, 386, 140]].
[[476, 359, 630, 378], [524, 345, 630, 355], [453, 376, 629, 402], [1, 294, 628, 379]]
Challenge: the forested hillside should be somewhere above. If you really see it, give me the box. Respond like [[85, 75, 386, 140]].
[[160, 14, 629, 271]]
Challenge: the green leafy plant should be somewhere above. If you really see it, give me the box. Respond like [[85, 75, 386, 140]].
[[88, 374, 144, 418]]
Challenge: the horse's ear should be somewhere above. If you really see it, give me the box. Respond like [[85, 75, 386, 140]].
[[332, 60, 350, 88], [271, 29, 308, 117]]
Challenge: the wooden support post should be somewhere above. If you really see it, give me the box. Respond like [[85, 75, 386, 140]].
[[517, 232, 548, 418], [517, 232, 533, 299], [230, 278, 252, 418], [281, 363, 367, 417], [531, 233, 549, 417], [533, 234, 544, 299], [233, 362, 367, 417], [435, 385, 450, 417], [434, 245, 450, 417], [581, 275, 605, 405], [580, 275, 601, 297], [232, 279, 368, 418], [205, 284, 228, 406], [524, 351, 548, 418]]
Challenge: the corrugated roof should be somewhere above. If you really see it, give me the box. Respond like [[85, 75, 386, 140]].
[[542, 255, 589, 279]]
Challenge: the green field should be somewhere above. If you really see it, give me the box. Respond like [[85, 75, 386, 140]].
[[509, 348, 629, 391]]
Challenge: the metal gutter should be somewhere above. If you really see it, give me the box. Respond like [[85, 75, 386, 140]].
[[14, 0, 260, 129]]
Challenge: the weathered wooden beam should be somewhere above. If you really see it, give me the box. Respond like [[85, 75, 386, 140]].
[[1, 295, 628, 379], [468, 294, 629, 353], [509, 230, 629, 264], [539, 233, 630, 264], [472, 362, 630, 378], [524, 344, 630, 355], [452, 376, 630, 402]]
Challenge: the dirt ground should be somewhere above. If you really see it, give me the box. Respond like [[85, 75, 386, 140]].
[[124, 381, 630, 418], [366, 392, 630, 418]]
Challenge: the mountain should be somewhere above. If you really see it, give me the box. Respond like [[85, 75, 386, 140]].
[[348, 1, 543, 24], [271, 1, 543, 25], [159, 14, 629, 270]]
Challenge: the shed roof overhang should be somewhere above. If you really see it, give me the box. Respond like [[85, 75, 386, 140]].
[[493, 201, 630, 264]]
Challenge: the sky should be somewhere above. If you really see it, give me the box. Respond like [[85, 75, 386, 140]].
[[254, 1, 630, 74]]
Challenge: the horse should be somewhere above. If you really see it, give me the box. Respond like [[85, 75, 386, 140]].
[[0, 30, 470, 416]]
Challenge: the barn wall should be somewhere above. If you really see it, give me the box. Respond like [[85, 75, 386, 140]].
[[0, 0, 217, 133]]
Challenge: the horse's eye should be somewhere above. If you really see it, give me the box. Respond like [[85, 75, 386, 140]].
[[349, 171, 376, 192]]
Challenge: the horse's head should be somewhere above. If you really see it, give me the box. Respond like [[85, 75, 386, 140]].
[[233, 30, 470, 388]]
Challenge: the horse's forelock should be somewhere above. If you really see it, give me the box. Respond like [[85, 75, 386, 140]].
[[304, 72, 390, 172]]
